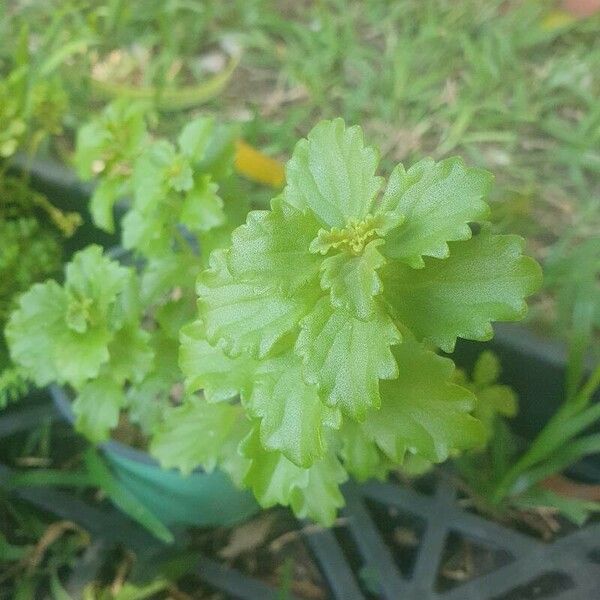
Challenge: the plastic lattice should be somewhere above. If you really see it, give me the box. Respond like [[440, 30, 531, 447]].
[[2, 403, 600, 600], [315, 478, 600, 599]]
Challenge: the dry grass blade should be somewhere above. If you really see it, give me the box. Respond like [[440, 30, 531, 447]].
[[26, 520, 89, 571], [218, 514, 275, 560]]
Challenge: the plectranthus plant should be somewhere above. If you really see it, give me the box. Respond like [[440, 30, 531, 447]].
[[6, 109, 250, 458], [179, 119, 542, 524]]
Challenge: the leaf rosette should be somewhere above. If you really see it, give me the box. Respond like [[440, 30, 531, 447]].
[[181, 119, 542, 523]]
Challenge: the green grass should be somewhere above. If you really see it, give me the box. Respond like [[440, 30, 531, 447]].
[[213, 0, 600, 246], [3, 0, 599, 322]]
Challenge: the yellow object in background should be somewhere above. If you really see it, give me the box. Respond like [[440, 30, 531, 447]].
[[541, 10, 576, 30], [234, 140, 285, 189]]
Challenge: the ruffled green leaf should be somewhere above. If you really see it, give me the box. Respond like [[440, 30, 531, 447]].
[[284, 119, 383, 228], [106, 325, 153, 385], [89, 177, 123, 233], [73, 378, 125, 443], [381, 157, 492, 268], [65, 245, 131, 316], [178, 116, 214, 162], [52, 323, 112, 387], [339, 421, 392, 481], [363, 338, 485, 463], [249, 352, 339, 467], [7, 246, 140, 388], [241, 427, 347, 525], [151, 396, 238, 475], [382, 232, 542, 352], [179, 321, 256, 401], [137, 140, 193, 193], [320, 239, 385, 319], [228, 198, 321, 294], [198, 250, 317, 358], [216, 416, 253, 489], [74, 100, 147, 180], [180, 175, 225, 232], [289, 451, 347, 525], [6, 281, 68, 386], [296, 298, 400, 420]]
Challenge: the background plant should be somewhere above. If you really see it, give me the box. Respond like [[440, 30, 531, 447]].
[[457, 231, 600, 527], [6, 103, 253, 442]]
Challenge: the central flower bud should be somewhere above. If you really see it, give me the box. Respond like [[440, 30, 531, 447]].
[[310, 213, 401, 256]]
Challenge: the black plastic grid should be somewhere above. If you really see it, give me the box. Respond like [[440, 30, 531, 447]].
[[2, 403, 599, 599]]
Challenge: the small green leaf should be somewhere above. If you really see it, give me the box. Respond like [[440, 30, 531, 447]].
[[107, 325, 153, 385], [178, 116, 214, 162], [228, 198, 321, 294], [289, 451, 347, 525], [122, 207, 167, 256], [6, 281, 68, 386], [296, 298, 400, 420], [151, 396, 238, 475], [241, 427, 308, 507], [319, 240, 385, 319], [74, 120, 110, 179], [241, 427, 347, 525], [73, 378, 125, 443], [249, 352, 338, 467], [89, 175, 123, 233], [179, 321, 256, 401], [74, 100, 148, 180], [381, 157, 492, 268], [382, 232, 542, 352], [131, 145, 168, 208], [52, 325, 112, 387], [363, 338, 485, 463], [339, 421, 391, 481], [180, 175, 225, 232], [473, 350, 501, 386], [198, 250, 317, 358], [284, 119, 383, 228], [65, 245, 131, 315], [479, 385, 518, 418]]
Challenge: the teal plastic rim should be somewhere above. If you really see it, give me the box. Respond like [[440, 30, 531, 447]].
[[50, 384, 258, 527]]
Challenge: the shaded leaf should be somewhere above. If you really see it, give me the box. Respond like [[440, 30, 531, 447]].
[[382, 232, 542, 352]]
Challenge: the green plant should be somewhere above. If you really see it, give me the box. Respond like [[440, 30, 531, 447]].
[[0, 175, 82, 407], [178, 119, 541, 524], [6, 117, 541, 527], [458, 355, 600, 526], [457, 237, 600, 526], [7, 101, 248, 436]]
